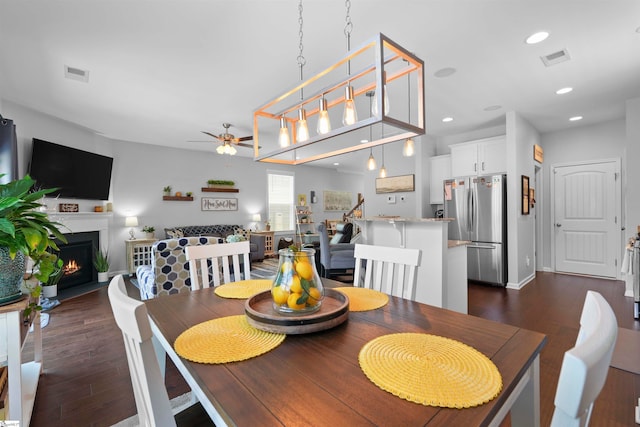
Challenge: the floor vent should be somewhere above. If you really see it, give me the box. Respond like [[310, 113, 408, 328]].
[[540, 49, 571, 67], [64, 65, 90, 82]]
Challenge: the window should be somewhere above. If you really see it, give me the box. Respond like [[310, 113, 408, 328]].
[[268, 172, 294, 232]]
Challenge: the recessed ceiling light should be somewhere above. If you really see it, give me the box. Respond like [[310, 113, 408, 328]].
[[556, 87, 573, 95], [525, 31, 549, 44], [569, 116, 583, 121], [333, 162, 340, 166], [483, 105, 502, 111], [442, 117, 454, 123], [434, 67, 457, 78], [360, 139, 368, 143]]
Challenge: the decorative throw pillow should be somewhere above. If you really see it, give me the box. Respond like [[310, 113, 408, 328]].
[[226, 234, 246, 243], [234, 228, 249, 239], [166, 228, 184, 238]]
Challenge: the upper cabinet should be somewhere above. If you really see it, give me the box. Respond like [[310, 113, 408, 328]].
[[429, 154, 451, 205], [450, 135, 506, 177]]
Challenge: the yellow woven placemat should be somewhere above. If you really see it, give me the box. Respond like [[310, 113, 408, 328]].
[[359, 333, 502, 408], [174, 315, 285, 364], [335, 287, 389, 311], [214, 279, 272, 299]]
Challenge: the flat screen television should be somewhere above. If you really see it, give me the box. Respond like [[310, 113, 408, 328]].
[[28, 138, 114, 200]]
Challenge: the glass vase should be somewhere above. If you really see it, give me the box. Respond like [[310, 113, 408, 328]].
[[271, 247, 324, 314]]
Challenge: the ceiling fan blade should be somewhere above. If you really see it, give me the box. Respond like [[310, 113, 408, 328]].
[[236, 142, 258, 149], [235, 135, 253, 142], [202, 131, 222, 140]]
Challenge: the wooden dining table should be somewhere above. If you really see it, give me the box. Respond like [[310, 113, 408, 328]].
[[145, 280, 546, 426]]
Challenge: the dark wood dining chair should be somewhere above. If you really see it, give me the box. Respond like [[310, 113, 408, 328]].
[[108, 275, 214, 426]]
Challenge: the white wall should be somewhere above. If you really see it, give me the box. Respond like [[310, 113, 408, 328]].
[[540, 119, 625, 270], [4, 100, 363, 275], [625, 98, 640, 238]]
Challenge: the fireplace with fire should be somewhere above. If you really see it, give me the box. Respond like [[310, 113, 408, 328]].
[[54, 231, 99, 290]]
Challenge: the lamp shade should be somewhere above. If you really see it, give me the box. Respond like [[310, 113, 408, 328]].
[[125, 216, 139, 227], [252, 213, 262, 222]]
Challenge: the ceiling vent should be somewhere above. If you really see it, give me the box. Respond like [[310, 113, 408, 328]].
[[64, 65, 90, 82], [540, 49, 571, 67]]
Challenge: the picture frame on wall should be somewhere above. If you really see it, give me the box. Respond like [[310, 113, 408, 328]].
[[521, 175, 530, 215], [201, 197, 238, 211], [375, 174, 415, 194]]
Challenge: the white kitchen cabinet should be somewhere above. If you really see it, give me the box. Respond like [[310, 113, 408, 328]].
[[429, 154, 451, 204], [450, 135, 506, 177]]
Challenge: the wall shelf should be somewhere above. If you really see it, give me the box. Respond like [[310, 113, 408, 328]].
[[162, 196, 194, 201], [201, 187, 239, 193]]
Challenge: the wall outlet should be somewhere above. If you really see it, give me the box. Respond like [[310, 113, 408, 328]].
[[387, 195, 396, 204]]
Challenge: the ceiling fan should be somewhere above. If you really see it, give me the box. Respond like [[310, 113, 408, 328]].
[[199, 123, 254, 155]]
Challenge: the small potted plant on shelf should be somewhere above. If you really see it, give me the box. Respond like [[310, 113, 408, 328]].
[[207, 179, 235, 189], [265, 219, 271, 231], [142, 226, 155, 239], [163, 185, 172, 196], [186, 191, 193, 197], [93, 248, 110, 283]]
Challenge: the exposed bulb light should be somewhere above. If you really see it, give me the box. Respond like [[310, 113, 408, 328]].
[[296, 108, 310, 142], [556, 87, 573, 95], [367, 149, 376, 170], [379, 164, 387, 178], [569, 116, 583, 122], [525, 31, 549, 44], [278, 116, 291, 147], [371, 72, 390, 116], [316, 97, 332, 135], [342, 85, 358, 126], [403, 138, 415, 157]]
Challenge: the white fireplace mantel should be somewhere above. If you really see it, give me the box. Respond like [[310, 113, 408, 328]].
[[47, 212, 111, 251]]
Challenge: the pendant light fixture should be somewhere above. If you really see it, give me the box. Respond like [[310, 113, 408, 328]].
[[366, 91, 376, 170], [342, 0, 358, 126], [403, 60, 415, 157], [316, 96, 331, 134], [379, 143, 387, 178], [295, 0, 309, 142], [278, 116, 290, 147]]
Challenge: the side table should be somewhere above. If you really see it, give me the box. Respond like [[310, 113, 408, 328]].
[[125, 238, 157, 275], [251, 231, 275, 257], [0, 297, 42, 425]]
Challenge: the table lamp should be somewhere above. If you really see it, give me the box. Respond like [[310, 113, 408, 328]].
[[125, 216, 139, 240], [252, 213, 262, 231]]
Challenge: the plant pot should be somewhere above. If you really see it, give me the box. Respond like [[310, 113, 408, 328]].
[[0, 247, 26, 304], [145, 232, 155, 239], [97, 271, 109, 283], [42, 284, 58, 299], [265, 225, 271, 231]]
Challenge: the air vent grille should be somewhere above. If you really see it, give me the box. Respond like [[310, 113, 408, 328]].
[[540, 49, 571, 67], [64, 65, 90, 82]]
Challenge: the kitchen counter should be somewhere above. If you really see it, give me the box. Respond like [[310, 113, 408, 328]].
[[355, 218, 469, 313]]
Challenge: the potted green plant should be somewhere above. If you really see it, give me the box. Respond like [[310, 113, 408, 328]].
[[163, 185, 172, 196], [0, 174, 67, 306], [207, 179, 235, 189], [42, 256, 64, 299], [93, 248, 109, 283], [142, 226, 155, 239]]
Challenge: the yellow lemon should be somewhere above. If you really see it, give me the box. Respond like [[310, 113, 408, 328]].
[[306, 287, 321, 306], [287, 292, 306, 310], [290, 275, 303, 294], [295, 261, 314, 281], [272, 286, 290, 305]]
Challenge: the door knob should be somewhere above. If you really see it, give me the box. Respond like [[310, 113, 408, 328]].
[[555, 223, 562, 227]]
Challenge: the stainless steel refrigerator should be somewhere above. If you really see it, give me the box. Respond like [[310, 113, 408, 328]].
[[444, 174, 507, 286]]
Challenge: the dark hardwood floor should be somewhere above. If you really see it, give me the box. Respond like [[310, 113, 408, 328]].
[[26, 272, 639, 426]]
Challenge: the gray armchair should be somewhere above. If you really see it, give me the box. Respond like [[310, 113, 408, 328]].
[[317, 222, 355, 278]]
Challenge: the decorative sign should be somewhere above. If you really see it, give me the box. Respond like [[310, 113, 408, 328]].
[[323, 190, 352, 211], [201, 197, 238, 211], [533, 144, 544, 163], [375, 174, 415, 194], [59, 203, 79, 213]]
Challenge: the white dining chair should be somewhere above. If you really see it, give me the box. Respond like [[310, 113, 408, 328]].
[[186, 240, 251, 289], [353, 243, 421, 300], [107, 275, 214, 427], [551, 290, 618, 427]]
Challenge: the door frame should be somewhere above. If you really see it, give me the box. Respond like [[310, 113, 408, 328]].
[[550, 158, 621, 279], [534, 163, 543, 272]]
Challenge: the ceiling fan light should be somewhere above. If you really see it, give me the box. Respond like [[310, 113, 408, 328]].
[[216, 145, 225, 154]]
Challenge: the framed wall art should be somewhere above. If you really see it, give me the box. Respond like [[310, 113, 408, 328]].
[[201, 197, 238, 211], [375, 174, 415, 194], [323, 190, 352, 211], [521, 175, 530, 215]]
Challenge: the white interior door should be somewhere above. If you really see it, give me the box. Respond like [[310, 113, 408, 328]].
[[553, 160, 619, 278]]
